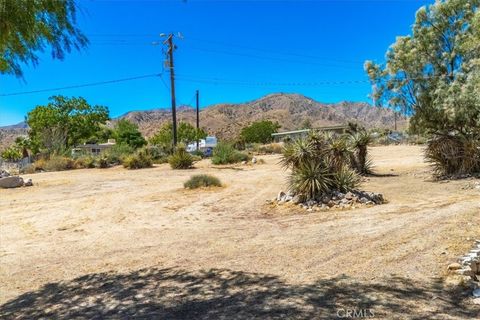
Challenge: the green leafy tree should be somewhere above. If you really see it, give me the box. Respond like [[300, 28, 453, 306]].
[[365, 0, 480, 136], [112, 119, 146, 149], [240, 120, 280, 144], [27, 96, 109, 153], [0, 0, 88, 77], [149, 122, 207, 147]]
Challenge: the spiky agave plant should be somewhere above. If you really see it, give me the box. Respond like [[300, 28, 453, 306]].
[[349, 130, 373, 174], [288, 160, 333, 200], [333, 164, 361, 193], [280, 138, 315, 169], [425, 134, 480, 176], [325, 134, 352, 171]]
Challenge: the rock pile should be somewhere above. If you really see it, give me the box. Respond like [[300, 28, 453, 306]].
[[0, 170, 33, 189], [452, 240, 480, 280], [274, 190, 385, 211]]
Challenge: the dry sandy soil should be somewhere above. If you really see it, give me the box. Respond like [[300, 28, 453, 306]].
[[0, 145, 479, 319]]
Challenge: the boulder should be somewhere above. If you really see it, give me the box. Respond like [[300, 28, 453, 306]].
[[447, 262, 462, 271], [24, 179, 33, 187], [251, 157, 257, 164], [0, 176, 24, 188], [277, 191, 286, 202], [292, 195, 303, 204], [0, 170, 10, 178]]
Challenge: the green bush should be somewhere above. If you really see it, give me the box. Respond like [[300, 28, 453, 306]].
[[123, 150, 153, 169], [211, 142, 248, 165], [43, 156, 75, 171], [240, 120, 280, 144], [1, 146, 22, 161], [184, 174, 222, 189], [168, 147, 193, 169]]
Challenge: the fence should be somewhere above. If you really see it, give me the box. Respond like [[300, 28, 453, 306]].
[[0, 157, 32, 174]]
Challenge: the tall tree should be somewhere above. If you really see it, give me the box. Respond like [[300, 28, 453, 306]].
[[112, 119, 147, 149], [0, 0, 88, 77], [27, 96, 109, 153], [365, 0, 480, 136], [149, 122, 207, 147]]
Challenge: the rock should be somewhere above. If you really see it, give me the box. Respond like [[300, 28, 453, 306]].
[[359, 197, 369, 204], [0, 170, 10, 178], [306, 199, 317, 207], [277, 191, 286, 202], [284, 195, 293, 202], [327, 200, 336, 208], [24, 179, 33, 187], [345, 191, 354, 200], [473, 298, 480, 305], [447, 263, 462, 271], [251, 157, 257, 164], [473, 288, 480, 297], [241, 161, 247, 165], [321, 194, 331, 204], [292, 195, 302, 204], [0, 176, 24, 188]]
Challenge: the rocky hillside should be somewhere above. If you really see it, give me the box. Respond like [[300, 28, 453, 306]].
[[0, 122, 28, 150], [121, 93, 407, 139], [0, 93, 407, 149]]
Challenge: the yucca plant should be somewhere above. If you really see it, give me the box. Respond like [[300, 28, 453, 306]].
[[280, 138, 314, 169], [425, 134, 480, 176], [333, 165, 361, 193], [288, 160, 333, 200], [349, 130, 373, 174]]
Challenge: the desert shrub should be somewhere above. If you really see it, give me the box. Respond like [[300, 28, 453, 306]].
[[33, 158, 47, 171], [425, 134, 480, 177], [184, 174, 222, 189], [248, 143, 283, 154], [191, 149, 205, 158], [211, 142, 248, 165], [43, 156, 74, 171], [1, 146, 23, 161], [104, 144, 134, 165], [95, 156, 109, 168], [21, 164, 36, 174], [168, 147, 193, 169], [123, 150, 153, 169], [74, 155, 95, 169]]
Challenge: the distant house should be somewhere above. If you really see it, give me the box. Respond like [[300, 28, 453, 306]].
[[271, 125, 348, 142], [186, 136, 218, 155], [72, 139, 116, 156]]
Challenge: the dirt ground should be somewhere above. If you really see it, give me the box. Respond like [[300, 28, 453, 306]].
[[0, 145, 479, 319]]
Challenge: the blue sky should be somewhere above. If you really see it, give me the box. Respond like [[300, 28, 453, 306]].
[[0, 0, 432, 126]]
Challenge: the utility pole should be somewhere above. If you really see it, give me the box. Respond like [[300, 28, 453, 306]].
[[196, 90, 200, 150], [394, 111, 397, 131], [164, 34, 178, 146]]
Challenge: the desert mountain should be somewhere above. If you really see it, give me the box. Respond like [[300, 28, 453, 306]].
[[120, 93, 406, 139], [0, 93, 406, 149]]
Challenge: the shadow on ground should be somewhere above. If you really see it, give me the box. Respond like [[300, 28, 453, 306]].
[[1, 268, 477, 319]]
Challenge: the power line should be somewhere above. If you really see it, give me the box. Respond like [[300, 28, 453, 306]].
[[0, 73, 161, 97], [182, 45, 362, 70]]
